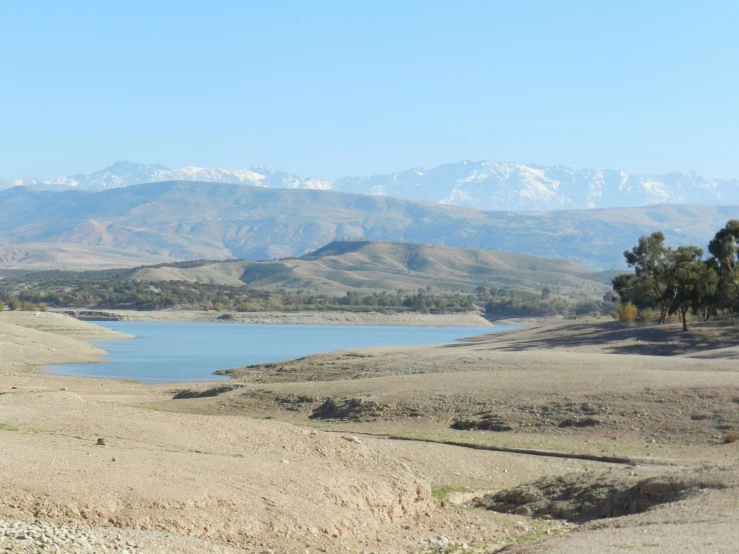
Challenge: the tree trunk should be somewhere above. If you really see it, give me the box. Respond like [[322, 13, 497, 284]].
[[681, 308, 689, 331]]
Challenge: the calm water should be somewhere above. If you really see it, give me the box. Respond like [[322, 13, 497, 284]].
[[46, 321, 513, 383]]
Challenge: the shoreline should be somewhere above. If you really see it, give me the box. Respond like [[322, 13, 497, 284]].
[[60, 308, 494, 327]]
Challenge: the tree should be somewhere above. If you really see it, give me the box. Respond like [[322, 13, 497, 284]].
[[541, 287, 551, 299], [615, 232, 720, 330], [623, 232, 673, 323], [664, 246, 708, 331], [8, 297, 20, 311], [708, 220, 739, 314]]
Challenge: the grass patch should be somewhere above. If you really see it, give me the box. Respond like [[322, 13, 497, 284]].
[[432, 486, 467, 501], [0, 423, 18, 432]]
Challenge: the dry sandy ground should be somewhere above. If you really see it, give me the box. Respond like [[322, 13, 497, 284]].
[[2, 313, 739, 552], [173, 319, 739, 553], [0, 312, 129, 371], [60, 308, 492, 327]]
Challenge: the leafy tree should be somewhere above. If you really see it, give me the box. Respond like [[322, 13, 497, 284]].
[[623, 232, 673, 323], [664, 246, 707, 331], [616, 228, 724, 331], [708, 220, 739, 314], [8, 297, 20, 311]]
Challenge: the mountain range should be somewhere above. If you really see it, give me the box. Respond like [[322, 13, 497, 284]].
[[0, 180, 736, 270], [2, 160, 737, 211]]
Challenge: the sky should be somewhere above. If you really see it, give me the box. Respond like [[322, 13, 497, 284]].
[[2, 1, 738, 180]]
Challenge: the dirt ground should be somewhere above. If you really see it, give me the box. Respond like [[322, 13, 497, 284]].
[[1, 313, 739, 552]]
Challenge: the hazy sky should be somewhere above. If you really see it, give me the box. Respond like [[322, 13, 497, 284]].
[[2, 1, 738, 180]]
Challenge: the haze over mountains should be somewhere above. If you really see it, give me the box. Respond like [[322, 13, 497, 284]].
[[0, 181, 736, 271], [2, 160, 737, 211]]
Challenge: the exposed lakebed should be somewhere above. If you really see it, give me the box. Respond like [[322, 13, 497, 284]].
[[46, 321, 510, 383]]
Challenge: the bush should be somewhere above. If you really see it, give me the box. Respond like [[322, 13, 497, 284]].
[[8, 297, 20, 311], [0, 299, 4, 311], [637, 308, 653, 325], [723, 432, 739, 444], [20, 301, 36, 311], [574, 299, 602, 316], [617, 302, 637, 323], [39, 302, 48, 312]]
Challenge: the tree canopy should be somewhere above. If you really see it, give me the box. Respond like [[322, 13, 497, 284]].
[[614, 220, 739, 331]]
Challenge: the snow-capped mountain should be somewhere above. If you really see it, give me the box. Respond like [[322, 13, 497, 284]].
[[1, 161, 331, 192], [333, 161, 737, 210], [2, 160, 737, 210]]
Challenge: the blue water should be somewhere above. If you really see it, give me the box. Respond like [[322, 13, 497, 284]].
[[46, 321, 512, 383]]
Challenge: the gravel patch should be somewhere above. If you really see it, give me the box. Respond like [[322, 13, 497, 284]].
[[0, 519, 142, 553]]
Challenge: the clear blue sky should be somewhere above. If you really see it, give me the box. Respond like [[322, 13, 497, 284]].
[[2, 1, 738, 180]]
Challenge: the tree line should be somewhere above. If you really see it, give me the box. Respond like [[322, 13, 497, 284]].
[[0, 278, 478, 314], [613, 220, 739, 331]]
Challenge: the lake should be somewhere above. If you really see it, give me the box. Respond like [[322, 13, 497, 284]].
[[46, 321, 513, 383]]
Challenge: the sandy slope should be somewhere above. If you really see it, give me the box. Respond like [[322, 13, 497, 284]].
[[0, 312, 128, 371], [1, 311, 131, 340]]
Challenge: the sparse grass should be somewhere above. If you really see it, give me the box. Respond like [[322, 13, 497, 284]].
[[431, 486, 471, 501], [0, 423, 19, 432]]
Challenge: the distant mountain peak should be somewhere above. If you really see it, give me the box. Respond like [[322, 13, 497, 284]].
[[2, 160, 737, 210]]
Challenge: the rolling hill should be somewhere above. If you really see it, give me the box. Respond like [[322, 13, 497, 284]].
[[0, 181, 736, 270], [4, 241, 615, 300]]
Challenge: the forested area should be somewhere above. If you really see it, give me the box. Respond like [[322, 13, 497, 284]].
[[613, 220, 739, 331]]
